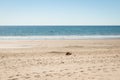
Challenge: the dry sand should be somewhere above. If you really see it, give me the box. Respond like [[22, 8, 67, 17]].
[[0, 40, 120, 80]]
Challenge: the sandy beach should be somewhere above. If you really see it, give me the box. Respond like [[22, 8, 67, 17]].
[[0, 40, 120, 80]]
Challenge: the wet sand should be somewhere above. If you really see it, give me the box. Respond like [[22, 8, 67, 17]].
[[0, 40, 120, 80]]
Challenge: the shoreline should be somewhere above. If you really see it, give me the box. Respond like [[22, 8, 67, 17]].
[[0, 35, 120, 40]]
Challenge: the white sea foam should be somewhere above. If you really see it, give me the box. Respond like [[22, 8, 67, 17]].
[[0, 35, 120, 40]]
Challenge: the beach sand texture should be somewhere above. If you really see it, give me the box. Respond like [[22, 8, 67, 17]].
[[0, 40, 120, 80]]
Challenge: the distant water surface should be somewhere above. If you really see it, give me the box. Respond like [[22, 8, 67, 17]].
[[0, 26, 120, 40]]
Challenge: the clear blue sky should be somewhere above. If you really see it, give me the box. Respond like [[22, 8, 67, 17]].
[[0, 0, 120, 25]]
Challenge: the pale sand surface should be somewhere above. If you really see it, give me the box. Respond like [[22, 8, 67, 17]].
[[0, 40, 120, 80]]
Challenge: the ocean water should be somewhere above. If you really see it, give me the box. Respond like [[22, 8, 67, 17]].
[[0, 26, 120, 40]]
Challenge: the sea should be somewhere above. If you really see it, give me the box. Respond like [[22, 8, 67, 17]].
[[0, 26, 120, 40]]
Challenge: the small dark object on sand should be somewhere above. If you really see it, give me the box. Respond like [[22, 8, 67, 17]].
[[66, 52, 72, 55]]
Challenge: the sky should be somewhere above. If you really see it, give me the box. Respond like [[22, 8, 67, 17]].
[[0, 0, 120, 25]]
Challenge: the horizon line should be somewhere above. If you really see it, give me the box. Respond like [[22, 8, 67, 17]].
[[0, 25, 120, 26]]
